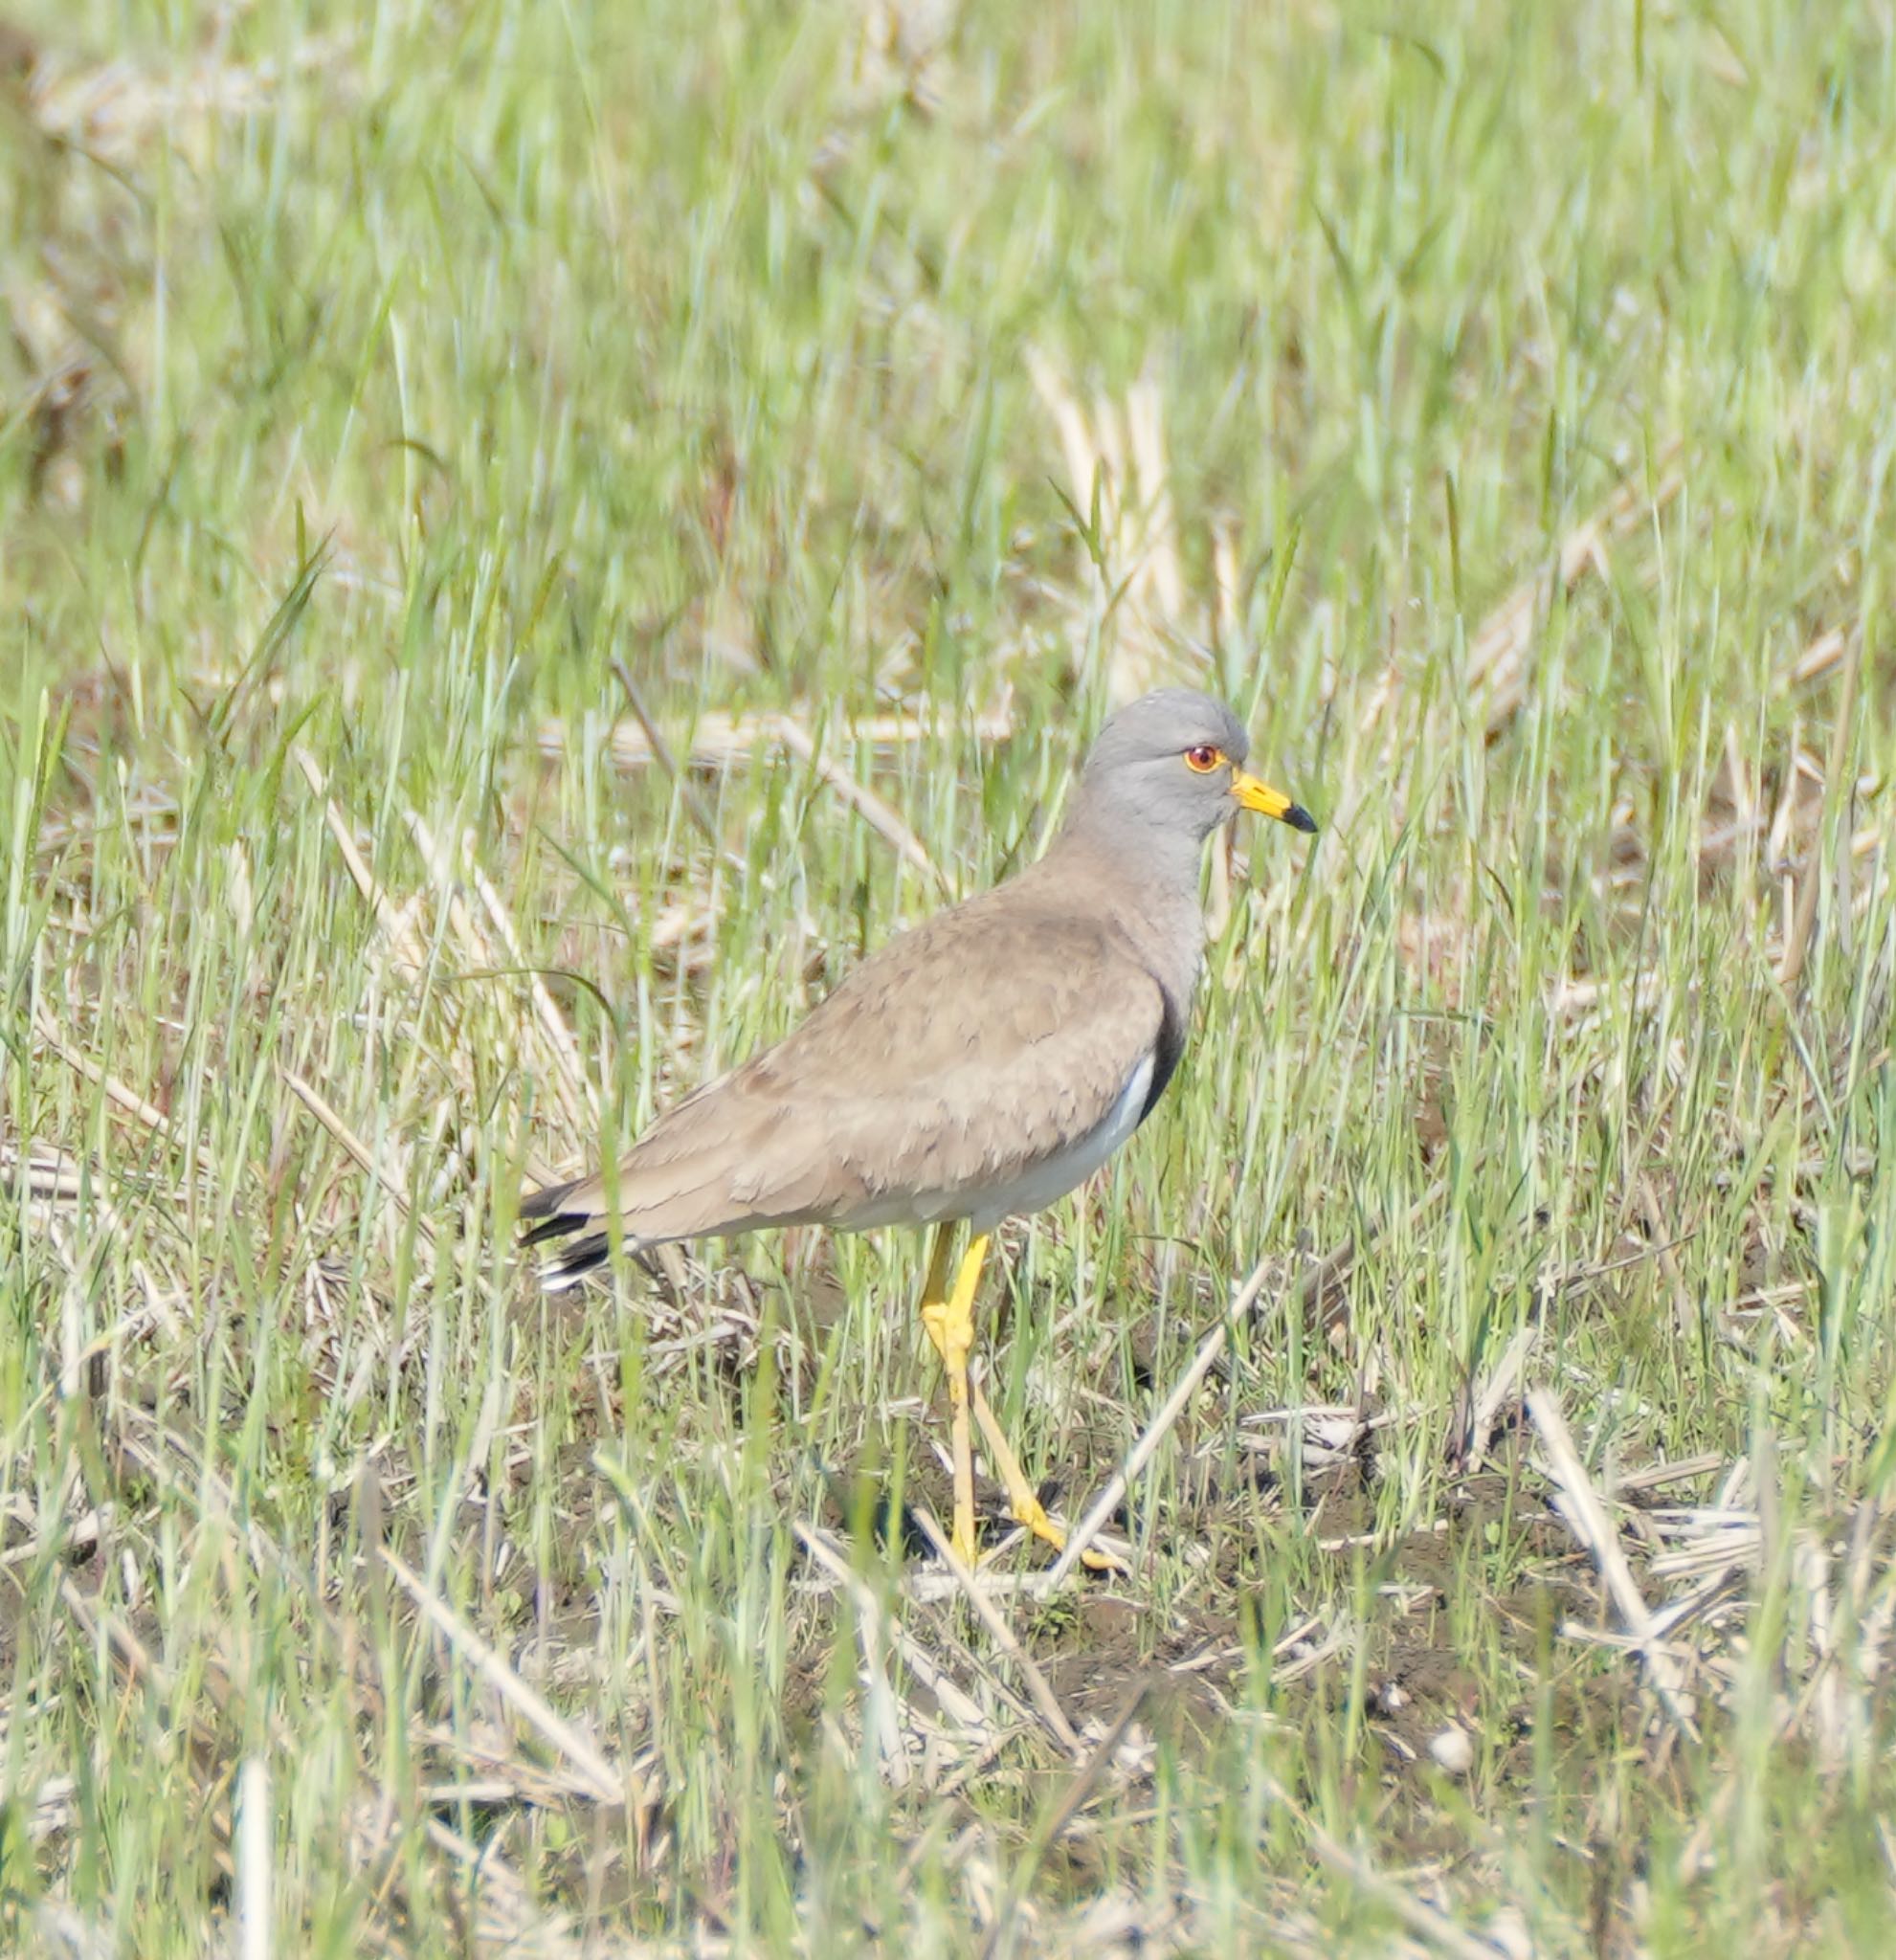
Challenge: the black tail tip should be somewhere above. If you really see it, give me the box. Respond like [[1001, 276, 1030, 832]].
[[538, 1234, 612, 1288]]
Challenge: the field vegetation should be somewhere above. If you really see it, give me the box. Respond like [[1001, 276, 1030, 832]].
[[5, 2, 1896, 1952]]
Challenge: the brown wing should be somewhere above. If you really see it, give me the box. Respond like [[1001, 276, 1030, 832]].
[[521, 887, 1169, 1268]]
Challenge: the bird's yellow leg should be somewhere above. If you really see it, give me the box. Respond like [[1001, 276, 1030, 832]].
[[968, 1380, 1126, 1572], [917, 1225, 986, 1565], [967, 1381, 1062, 1549]]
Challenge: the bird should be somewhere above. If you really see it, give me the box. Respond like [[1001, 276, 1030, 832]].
[[521, 688, 1316, 1567]]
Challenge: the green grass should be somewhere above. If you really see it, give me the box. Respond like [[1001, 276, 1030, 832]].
[[5, 0, 1896, 1951]]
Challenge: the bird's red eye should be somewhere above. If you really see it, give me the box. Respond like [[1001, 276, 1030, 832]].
[[1183, 745, 1222, 773]]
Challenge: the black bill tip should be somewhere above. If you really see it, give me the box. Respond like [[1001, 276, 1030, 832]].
[[1283, 803, 1319, 835]]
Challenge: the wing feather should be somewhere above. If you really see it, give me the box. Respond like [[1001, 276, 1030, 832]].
[[521, 888, 1174, 1262]]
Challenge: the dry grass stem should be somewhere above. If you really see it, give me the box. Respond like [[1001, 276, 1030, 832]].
[[1528, 1389, 1703, 1741]]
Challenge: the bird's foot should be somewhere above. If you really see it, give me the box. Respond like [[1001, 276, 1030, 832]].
[[1006, 1491, 1128, 1574]]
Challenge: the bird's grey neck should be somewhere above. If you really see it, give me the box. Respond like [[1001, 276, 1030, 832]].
[[1038, 804, 1210, 1000]]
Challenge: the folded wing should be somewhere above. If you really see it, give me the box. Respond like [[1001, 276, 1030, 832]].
[[521, 892, 1169, 1281]]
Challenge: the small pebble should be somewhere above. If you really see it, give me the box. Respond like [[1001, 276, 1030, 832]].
[[1428, 1724, 1475, 1775]]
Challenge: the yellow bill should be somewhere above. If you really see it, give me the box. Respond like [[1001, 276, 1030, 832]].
[[1231, 768, 1318, 835]]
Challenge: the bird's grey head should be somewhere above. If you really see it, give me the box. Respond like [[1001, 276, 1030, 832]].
[[1072, 688, 1316, 848]]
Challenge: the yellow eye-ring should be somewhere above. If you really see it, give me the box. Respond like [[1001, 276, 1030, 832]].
[[1183, 744, 1224, 773]]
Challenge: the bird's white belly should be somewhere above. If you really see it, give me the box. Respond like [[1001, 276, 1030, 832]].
[[968, 1050, 1154, 1229], [839, 1049, 1156, 1234]]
